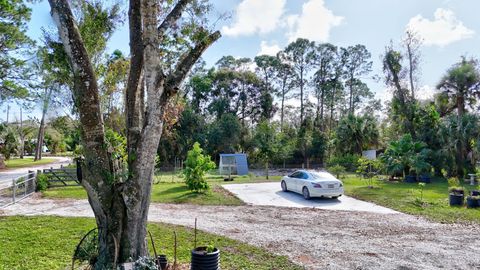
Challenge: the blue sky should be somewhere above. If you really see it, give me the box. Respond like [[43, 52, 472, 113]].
[[2, 0, 479, 121]]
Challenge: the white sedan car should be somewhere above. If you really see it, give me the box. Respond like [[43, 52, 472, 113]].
[[281, 170, 344, 200]]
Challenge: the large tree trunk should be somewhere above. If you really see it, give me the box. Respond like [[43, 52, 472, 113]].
[[281, 89, 285, 131], [455, 93, 466, 177], [34, 113, 46, 161], [407, 44, 415, 100], [49, 0, 219, 267], [300, 67, 304, 125], [34, 87, 52, 161]]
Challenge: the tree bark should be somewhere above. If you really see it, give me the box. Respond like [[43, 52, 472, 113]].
[[407, 44, 415, 100], [35, 87, 52, 161], [34, 111, 46, 161]]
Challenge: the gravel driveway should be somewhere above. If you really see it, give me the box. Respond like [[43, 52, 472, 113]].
[[223, 182, 397, 214], [2, 197, 480, 270]]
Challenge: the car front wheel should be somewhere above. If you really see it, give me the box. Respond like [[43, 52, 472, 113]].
[[281, 180, 288, 192], [302, 187, 310, 200]]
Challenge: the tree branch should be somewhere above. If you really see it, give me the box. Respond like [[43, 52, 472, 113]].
[[48, 0, 111, 217], [166, 31, 221, 92], [157, 0, 191, 38], [48, 0, 106, 157], [126, 0, 144, 156]]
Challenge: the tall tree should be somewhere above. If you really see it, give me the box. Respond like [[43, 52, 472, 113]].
[[0, 0, 34, 103], [341, 45, 372, 114], [283, 38, 315, 124], [254, 121, 280, 179], [47, 0, 220, 268], [437, 57, 480, 176], [402, 29, 422, 100], [312, 43, 337, 128], [274, 52, 296, 130], [254, 55, 279, 120], [383, 47, 416, 137], [335, 114, 379, 155], [437, 57, 480, 119]]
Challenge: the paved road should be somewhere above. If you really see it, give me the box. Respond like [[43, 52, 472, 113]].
[[0, 156, 72, 188], [2, 198, 479, 270], [223, 182, 398, 214]]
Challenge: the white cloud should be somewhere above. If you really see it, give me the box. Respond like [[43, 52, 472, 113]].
[[376, 85, 436, 103], [257, 41, 281, 56], [416, 85, 436, 100], [406, 8, 475, 47], [286, 0, 344, 42], [222, 0, 286, 37]]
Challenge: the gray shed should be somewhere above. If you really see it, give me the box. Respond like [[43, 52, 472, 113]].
[[219, 154, 249, 176]]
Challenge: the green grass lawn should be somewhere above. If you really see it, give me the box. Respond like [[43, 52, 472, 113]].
[[342, 174, 480, 224], [4, 157, 56, 169], [0, 216, 301, 270], [42, 172, 281, 206]]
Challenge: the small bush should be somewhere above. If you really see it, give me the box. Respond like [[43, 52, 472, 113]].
[[356, 157, 383, 177], [328, 164, 346, 179], [327, 154, 360, 172], [183, 142, 216, 192], [36, 174, 49, 192], [134, 256, 157, 270]]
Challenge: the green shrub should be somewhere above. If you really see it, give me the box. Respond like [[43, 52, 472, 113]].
[[183, 142, 216, 192], [356, 157, 383, 177], [327, 154, 360, 172], [36, 174, 49, 192], [328, 164, 346, 179], [134, 256, 157, 270]]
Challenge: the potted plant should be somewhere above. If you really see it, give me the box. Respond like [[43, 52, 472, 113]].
[[418, 174, 431, 184], [404, 174, 417, 183], [471, 186, 480, 196], [466, 196, 479, 208], [448, 186, 464, 206], [191, 243, 219, 270]]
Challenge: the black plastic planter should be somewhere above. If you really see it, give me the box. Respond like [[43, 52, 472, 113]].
[[471, 190, 480, 196], [404, 175, 416, 183], [191, 247, 220, 270], [156, 255, 168, 270], [419, 175, 431, 183], [466, 198, 479, 208], [449, 193, 464, 206]]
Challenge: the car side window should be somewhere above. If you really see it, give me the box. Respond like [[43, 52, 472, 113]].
[[290, 172, 301, 178], [301, 173, 309, 179]]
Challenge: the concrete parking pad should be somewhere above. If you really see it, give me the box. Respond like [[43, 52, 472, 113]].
[[223, 182, 398, 214]]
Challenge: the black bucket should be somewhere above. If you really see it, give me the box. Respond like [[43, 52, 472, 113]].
[[419, 175, 431, 183], [449, 193, 464, 206], [156, 254, 168, 270], [404, 175, 416, 183], [466, 197, 479, 208], [191, 247, 220, 270]]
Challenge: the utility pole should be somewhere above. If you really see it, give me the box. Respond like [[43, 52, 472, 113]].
[[20, 107, 24, 159], [6, 105, 9, 123]]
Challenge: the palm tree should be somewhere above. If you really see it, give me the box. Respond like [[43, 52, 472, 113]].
[[437, 58, 480, 176], [335, 114, 379, 155]]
